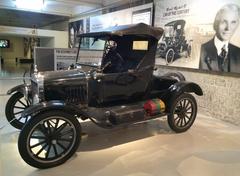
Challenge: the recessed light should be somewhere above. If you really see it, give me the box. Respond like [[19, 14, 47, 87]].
[[15, 0, 44, 10]]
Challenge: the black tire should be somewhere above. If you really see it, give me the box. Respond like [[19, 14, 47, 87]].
[[18, 110, 81, 169], [167, 93, 197, 133], [165, 48, 175, 64], [5, 92, 31, 129], [163, 72, 186, 81]]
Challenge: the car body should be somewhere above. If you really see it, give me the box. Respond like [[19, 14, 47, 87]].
[[5, 23, 203, 168]]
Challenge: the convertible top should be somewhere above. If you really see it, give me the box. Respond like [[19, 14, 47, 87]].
[[164, 20, 186, 29], [78, 23, 163, 40]]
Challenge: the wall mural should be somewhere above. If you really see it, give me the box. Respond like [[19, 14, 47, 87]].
[[155, 0, 240, 74]]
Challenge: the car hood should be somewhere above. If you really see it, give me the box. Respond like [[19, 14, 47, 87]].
[[40, 69, 86, 83]]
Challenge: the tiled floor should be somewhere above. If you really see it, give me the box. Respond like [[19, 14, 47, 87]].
[[1, 62, 240, 176]]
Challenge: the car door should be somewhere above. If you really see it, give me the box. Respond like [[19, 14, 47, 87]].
[[100, 69, 151, 103]]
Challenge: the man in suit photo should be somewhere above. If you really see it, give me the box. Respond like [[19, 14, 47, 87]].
[[199, 4, 240, 73]]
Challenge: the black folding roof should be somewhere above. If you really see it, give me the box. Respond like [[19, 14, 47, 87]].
[[78, 23, 163, 40], [164, 20, 186, 29]]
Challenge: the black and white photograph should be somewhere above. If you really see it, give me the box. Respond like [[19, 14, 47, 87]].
[[155, 0, 198, 68], [199, 3, 240, 73], [155, 0, 240, 73]]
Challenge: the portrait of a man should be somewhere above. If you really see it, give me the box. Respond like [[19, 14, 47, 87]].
[[199, 4, 240, 73]]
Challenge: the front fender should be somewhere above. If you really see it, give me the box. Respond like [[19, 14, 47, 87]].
[[7, 84, 30, 95], [22, 100, 88, 120]]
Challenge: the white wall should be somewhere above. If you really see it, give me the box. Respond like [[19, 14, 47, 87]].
[[0, 36, 24, 62], [0, 25, 68, 48], [40, 37, 54, 48]]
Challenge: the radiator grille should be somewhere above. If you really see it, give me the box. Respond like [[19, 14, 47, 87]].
[[65, 85, 87, 103]]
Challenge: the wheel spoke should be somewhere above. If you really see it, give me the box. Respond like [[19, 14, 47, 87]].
[[57, 138, 72, 142], [184, 116, 190, 123], [56, 142, 67, 151], [14, 106, 25, 110], [35, 144, 48, 156], [47, 120, 55, 128], [45, 144, 52, 159], [18, 99, 27, 107], [56, 122, 68, 133], [37, 124, 49, 136], [183, 99, 186, 108], [179, 101, 183, 108], [24, 116, 29, 124], [53, 144, 58, 156], [30, 140, 47, 149], [186, 105, 192, 112], [16, 116, 23, 121], [31, 135, 46, 139], [174, 114, 180, 122], [14, 111, 23, 115], [46, 121, 54, 134], [58, 129, 73, 137], [185, 101, 190, 110], [180, 118, 184, 127], [26, 99, 30, 106], [54, 119, 60, 131], [185, 114, 190, 119], [183, 116, 187, 126], [176, 117, 181, 126], [174, 117, 180, 125]]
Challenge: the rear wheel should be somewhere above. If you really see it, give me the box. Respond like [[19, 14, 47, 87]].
[[18, 110, 81, 169], [5, 92, 31, 129], [167, 93, 197, 133]]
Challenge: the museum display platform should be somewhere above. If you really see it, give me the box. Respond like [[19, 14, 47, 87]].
[[1, 62, 240, 176]]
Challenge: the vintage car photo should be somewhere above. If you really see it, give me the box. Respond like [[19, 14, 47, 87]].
[[5, 23, 202, 168], [157, 20, 192, 64]]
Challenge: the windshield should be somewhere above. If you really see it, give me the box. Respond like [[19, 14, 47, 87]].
[[76, 37, 106, 66], [164, 26, 174, 37]]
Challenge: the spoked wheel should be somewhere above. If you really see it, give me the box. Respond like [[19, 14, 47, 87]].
[[167, 93, 197, 133], [18, 110, 81, 169], [165, 48, 175, 64], [5, 92, 31, 129]]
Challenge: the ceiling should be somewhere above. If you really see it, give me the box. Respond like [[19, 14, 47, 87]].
[[0, 0, 131, 29]]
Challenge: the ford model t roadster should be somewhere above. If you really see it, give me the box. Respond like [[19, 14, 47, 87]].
[[158, 20, 192, 64], [5, 23, 202, 168]]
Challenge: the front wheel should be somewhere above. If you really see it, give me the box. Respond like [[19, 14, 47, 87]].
[[18, 110, 81, 169], [5, 92, 31, 129], [165, 48, 175, 64], [167, 93, 197, 133]]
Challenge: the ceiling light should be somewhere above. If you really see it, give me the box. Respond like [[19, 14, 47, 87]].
[[15, 0, 44, 10]]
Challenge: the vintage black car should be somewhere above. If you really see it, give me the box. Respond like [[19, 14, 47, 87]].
[[5, 23, 203, 168], [158, 20, 192, 64]]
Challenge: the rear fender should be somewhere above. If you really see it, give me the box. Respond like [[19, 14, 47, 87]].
[[163, 81, 203, 112], [22, 100, 88, 120], [168, 81, 203, 96]]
